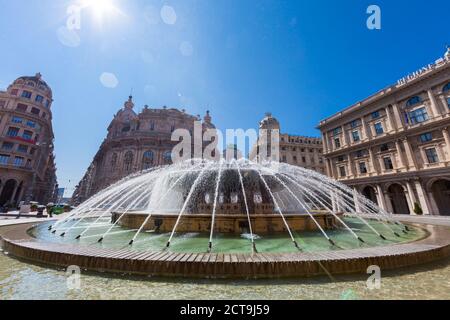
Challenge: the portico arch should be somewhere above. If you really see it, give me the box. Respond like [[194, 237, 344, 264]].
[[0, 179, 17, 207], [361, 185, 378, 205], [430, 179, 450, 216], [387, 183, 410, 215]]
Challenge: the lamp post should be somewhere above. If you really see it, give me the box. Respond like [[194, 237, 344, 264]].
[[24, 142, 53, 204]]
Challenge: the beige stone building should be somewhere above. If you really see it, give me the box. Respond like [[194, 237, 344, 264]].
[[251, 113, 326, 174], [71, 96, 214, 204], [318, 48, 450, 216], [0, 73, 58, 208]]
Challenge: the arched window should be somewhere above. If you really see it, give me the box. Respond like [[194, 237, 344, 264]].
[[27, 81, 35, 87], [110, 153, 118, 169], [124, 151, 134, 172], [163, 151, 172, 164], [406, 96, 422, 107], [443, 83, 450, 92], [142, 150, 154, 170]]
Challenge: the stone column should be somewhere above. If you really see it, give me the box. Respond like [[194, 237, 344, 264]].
[[406, 181, 418, 214], [376, 184, 387, 211], [361, 118, 369, 140], [326, 159, 332, 177], [427, 89, 441, 118], [322, 133, 329, 153], [348, 155, 355, 177], [442, 127, 450, 161], [342, 127, 349, 147], [386, 106, 395, 132], [414, 180, 432, 215], [369, 147, 378, 174], [402, 138, 417, 170], [391, 103, 404, 130], [395, 140, 406, 169]]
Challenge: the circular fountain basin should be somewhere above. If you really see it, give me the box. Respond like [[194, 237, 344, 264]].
[[1, 218, 449, 279], [111, 211, 340, 234]]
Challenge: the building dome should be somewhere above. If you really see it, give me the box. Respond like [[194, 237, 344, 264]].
[[12, 73, 53, 98], [259, 112, 280, 131]]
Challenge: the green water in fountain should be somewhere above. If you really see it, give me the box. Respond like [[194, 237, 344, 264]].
[[31, 218, 425, 254]]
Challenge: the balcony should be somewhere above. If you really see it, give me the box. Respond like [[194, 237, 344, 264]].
[[9, 136, 37, 145]]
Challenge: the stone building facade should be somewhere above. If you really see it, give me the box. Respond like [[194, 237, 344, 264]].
[[0, 73, 58, 207], [71, 96, 214, 204], [318, 48, 450, 216], [251, 113, 326, 174]]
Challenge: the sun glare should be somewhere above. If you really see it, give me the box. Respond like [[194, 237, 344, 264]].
[[81, 0, 119, 20]]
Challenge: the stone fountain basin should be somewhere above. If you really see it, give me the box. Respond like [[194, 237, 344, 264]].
[[1, 222, 450, 279]]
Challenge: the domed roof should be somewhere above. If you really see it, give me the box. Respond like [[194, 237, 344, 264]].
[[13, 73, 52, 97], [259, 112, 280, 130]]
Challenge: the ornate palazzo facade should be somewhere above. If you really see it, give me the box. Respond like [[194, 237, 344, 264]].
[[251, 113, 326, 174], [0, 73, 58, 207], [318, 49, 450, 216], [72, 96, 214, 204]]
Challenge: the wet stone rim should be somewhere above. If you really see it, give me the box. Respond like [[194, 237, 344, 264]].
[[1, 222, 450, 279]]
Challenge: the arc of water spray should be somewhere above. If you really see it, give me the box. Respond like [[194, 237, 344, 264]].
[[266, 169, 336, 246], [129, 162, 205, 246], [234, 159, 258, 254], [208, 159, 224, 253], [167, 161, 214, 248], [256, 164, 301, 250], [76, 177, 152, 240]]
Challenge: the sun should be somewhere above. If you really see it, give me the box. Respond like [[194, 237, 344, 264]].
[[80, 0, 119, 20]]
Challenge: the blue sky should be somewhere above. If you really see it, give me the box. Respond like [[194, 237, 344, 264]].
[[0, 0, 448, 195]]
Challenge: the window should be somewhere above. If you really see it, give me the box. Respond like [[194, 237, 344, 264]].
[[0, 100, 6, 107], [293, 156, 297, 162], [142, 151, 154, 170], [420, 133, 433, 143], [26, 120, 36, 128], [124, 151, 134, 172], [22, 130, 33, 140], [163, 151, 172, 164], [352, 130, 360, 142], [35, 95, 44, 103], [409, 107, 429, 124], [406, 96, 422, 107], [374, 122, 384, 135], [443, 83, 450, 92], [355, 150, 365, 158], [350, 119, 360, 128], [383, 157, 394, 170], [332, 127, 342, 136], [21, 91, 32, 99], [10, 89, 19, 96], [11, 116, 23, 124], [0, 154, 10, 165], [371, 111, 380, 119], [380, 143, 389, 152], [447, 97, 450, 109], [359, 162, 368, 174], [425, 148, 439, 164], [17, 145, 28, 153], [31, 107, 40, 115], [16, 103, 28, 112], [334, 138, 341, 148], [6, 127, 19, 137], [337, 155, 345, 162], [339, 166, 346, 177], [45, 100, 50, 108], [1, 142, 14, 151], [13, 157, 24, 167]]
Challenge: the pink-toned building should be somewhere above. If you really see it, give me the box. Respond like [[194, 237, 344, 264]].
[[71, 96, 214, 204], [0, 73, 58, 208]]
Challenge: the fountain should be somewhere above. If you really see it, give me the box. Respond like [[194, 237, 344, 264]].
[[1, 159, 450, 279]]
